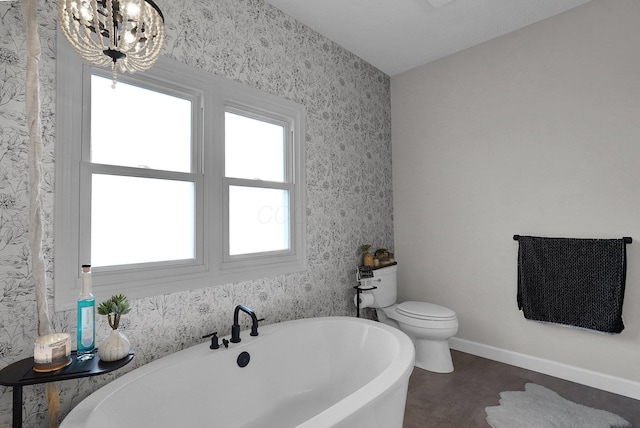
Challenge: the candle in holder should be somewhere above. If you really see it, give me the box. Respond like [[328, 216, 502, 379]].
[[34, 333, 72, 372]]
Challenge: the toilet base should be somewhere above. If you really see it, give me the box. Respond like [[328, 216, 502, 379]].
[[375, 306, 457, 373], [413, 338, 454, 373]]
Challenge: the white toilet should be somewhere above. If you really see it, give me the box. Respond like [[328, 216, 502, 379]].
[[357, 264, 459, 373]]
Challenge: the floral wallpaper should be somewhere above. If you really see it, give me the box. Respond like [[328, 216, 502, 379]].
[[0, 0, 393, 425]]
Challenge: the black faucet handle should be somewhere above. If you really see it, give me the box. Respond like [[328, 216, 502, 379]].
[[202, 332, 220, 349], [250, 318, 264, 336]]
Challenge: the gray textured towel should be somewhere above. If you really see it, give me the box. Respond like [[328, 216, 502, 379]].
[[517, 236, 627, 334]]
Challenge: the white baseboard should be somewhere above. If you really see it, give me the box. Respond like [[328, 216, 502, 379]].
[[449, 337, 640, 401]]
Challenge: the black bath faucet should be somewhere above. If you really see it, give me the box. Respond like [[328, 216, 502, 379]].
[[230, 305, 260, 343]]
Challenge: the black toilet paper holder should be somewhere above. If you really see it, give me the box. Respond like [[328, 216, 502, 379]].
[[353, 284, 378, 318]]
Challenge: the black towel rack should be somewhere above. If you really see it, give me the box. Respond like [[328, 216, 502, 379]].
[[513, 235, 632, 244]]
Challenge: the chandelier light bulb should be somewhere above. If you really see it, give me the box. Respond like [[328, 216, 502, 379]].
[[79, 3, 93, 21], [126, 2, 141, 18], [124, 30, 136, 45]]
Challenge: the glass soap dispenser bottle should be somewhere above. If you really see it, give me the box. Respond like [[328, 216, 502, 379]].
[[77, 264, 95, 360]]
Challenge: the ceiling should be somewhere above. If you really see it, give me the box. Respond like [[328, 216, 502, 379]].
[[263, 0, 593, 76]]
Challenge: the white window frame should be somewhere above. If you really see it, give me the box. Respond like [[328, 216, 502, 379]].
[[55, 31, 307, 311], [221, 104, 300, 271]]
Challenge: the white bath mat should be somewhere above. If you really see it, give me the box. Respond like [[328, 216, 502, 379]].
[[485, 383, 631, 428]]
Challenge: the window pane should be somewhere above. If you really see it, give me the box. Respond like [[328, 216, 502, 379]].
[[91, 75, 192, 173], [91, 174, 195, 267], [225, 112, 285, 182], [229, 186, 289, 255]]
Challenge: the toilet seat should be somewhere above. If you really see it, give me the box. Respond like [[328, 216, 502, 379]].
[[396, 301, 457, 321]]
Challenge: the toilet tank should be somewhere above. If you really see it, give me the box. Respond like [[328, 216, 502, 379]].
[[366, 264, 398, 308]]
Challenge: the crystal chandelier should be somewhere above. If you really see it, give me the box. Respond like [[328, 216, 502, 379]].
[[59, 0, 165, 87]]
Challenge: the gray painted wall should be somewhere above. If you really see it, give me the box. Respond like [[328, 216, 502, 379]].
[[392, 0, 640, 384]]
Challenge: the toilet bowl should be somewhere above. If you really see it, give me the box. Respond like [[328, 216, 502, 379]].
[[377, 301, 458, 373], [356, 265, 459, 373]]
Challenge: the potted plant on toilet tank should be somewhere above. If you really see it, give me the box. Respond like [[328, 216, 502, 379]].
[[97, 294, 132, 361], [360, 244, 374, 267]]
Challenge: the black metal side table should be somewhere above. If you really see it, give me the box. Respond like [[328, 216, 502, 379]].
[[0, 350, 134, 428]]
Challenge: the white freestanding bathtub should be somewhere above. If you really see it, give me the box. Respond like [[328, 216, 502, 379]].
[[61, 316, 415, 428]]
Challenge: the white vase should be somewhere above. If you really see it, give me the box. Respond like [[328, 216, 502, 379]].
[[98, 329, 131, 362]]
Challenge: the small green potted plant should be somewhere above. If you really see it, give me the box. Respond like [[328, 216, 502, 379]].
[[97, 294, 132, 362]]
